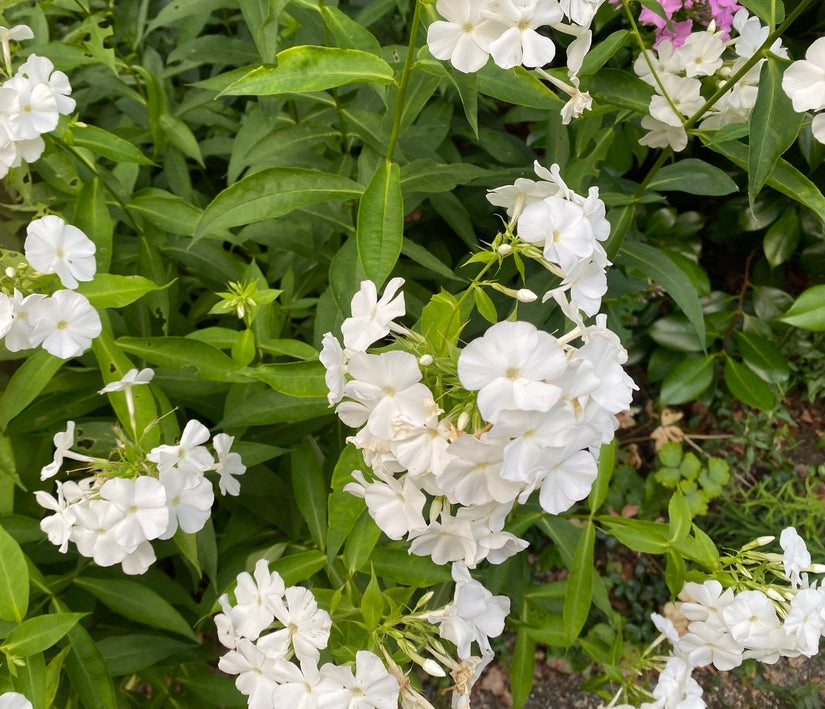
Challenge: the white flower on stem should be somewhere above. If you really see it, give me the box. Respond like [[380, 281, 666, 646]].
[[518, 195, 594, 271], [678, 622, 743, 670], [680, 579, 736, 629], [212, 433, 246, 496], [269, 585, 332, 666], [270, 661, 334, 709], [639, 114, 689, 151], [35, 482, 76, 553], [1, 76, 58, 140], [158, 466, 214, 539], [121, 539, 156, 575], [319, 651, 400, 709], [559, 0, 604, 27], [530, 447, 599, 514], [783, 588, 825, 658], [427, 0, 504, 74], [732, 10, 787, 59], [722, 589, 781, 647], [27, 290, 102, 359], [147, 419, 215, 478], [458, 501, 529, 565], [218, 638, 282, 709], [812, 112, 825, 144], [486, 0, 562, 70], [552, 20, 591, 78], [99, 476, 169, 548], [98, 367, 154, 395], [457, 320, 567, 423], [675, 31, 726, 78], [438, 435, 522, 506], [634, 40, 682, 87], [390, 410, 452, 477], [429, 562, 510, 658], [559, 77, 593, 124], [342, 350, 432, 439], [214, 595, 239, 649], [16, 54, 75, 115], [0, 293, 12, 340], [649, 655, 703, 708], [320, 332, 348, 405], [649, 74, 704, 127], [341, 277, 405, 351], [2, 289, 43, 352], [40, 420, 95, 480], [230, 558, 286, 640], [0, 23, 33, 74], [345, 470, 427, 540], [70, 499, 130, 567], [0, 692, 34, 709], [780, 526, 812, 588], [409, 514, 478, 567]]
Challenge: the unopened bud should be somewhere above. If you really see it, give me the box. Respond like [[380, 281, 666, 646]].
[[765, 588, 785, 602], [755, 535, 776, 547], [456, 411, 470, 431], [808, 564, 825, 574], [4, 267, 15, 278], [419, 354, 434, 366], [497, 244, 512, 255], [516, 288, 537, 303], [420, 658, 446, 677]]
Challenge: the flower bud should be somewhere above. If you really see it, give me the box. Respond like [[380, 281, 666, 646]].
[[419, 354, 434, 366], [456, 411, 470, 431], [420, 658, 446, 677], [497, 244, 512, 255], [4, 267, 15, 278], [516, 288, 537, 303], [765, 587, 785, 602]]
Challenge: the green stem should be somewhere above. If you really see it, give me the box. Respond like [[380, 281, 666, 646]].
[[683, 0, 814, 130], [633, 147, 672, 199], [443, 256, 498, 340], [385, 0, 423, 163]]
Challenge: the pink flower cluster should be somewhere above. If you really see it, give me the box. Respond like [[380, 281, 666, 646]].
[[639, 0, 741, 48]]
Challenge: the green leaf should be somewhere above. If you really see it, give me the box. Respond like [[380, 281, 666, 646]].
[[320, 4, 382, 54], [75, 274, 165, 309], [420, 289, 462, 357], [511, 628, 536, 709], [660, 356, 715, 404], [73, 178, 113, 272], [220, 46, 395, 96], [128, 188, 203, 235], [563, 521, 594, 645], [598, 518, 670, 554], [343, 511, 382, 575], [739, 0, 785, 27], [0, 350, 63, 431], [736, 331, 789, 383], [588, 441, 614, 516], [401, 241, 461, 282], [776, 285, 825, 331], [763, 209, 800, 268], [648, 159, 737, 196], [699, 458, 730, 497], [326, 490, 364, 562], [0, 523, 28, 622], [97, 633, 191, 676], [476, 64, 564, 110], [195, 167, 362, 238], [579, 30, 629, 76], [55, 600, 117, 709], [665, 549, 686, 596], [159, 112, 204, 166], [116, 336, 244, 383], [619, 242, 706, 347], [1, 614, 85, 657], [668, 490, 692, 542], [581, 68, 654, 113], [13, 652, 46, 709], [473, 287, 497, 323], [360, 569, 383, 631], [658, 441, 683, 468], [705, 138, 825, 217], [70, 124, 154, 165], [399, 159, 488, 195], [748, 59, 804, 205], [241, 362, 328, 398], [270, 550, 326, 586], [73, 577, 197, 641], [357, 161, 403, 288], [369, 547, 452, 586], [218, 389, 331, 429], [290, 442, 327, 550], [723, 356, 775, 411]]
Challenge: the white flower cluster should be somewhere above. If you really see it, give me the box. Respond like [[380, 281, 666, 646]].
[[1, 215, 101, 359], [487, 160, 611, 316], [426, 0, 602, 122], [215, 559, 400, 709], [634, 10, 788, 151], [36, 384, 246, 575], [321, 166, 635, 572], [782, 36, 825, 145], [0, 25, 75, 177], [615, 528, 825, 709]]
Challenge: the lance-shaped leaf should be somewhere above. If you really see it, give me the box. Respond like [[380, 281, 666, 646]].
[[0, 350, 63, 431], [748, 59, 804, 205], [76, 274, 166, 309], [0, 524, 28, 622], [357, 161, 403, 288], [723, 356, 775, 411], [220, 46, 396, 96], [195, 168, 362, 238], [648, 158, 737, 195], [776, 285, 825, 331], [563, 520, 595, 645], [1, 613, 85, 657], [73, 178, 113, 272]]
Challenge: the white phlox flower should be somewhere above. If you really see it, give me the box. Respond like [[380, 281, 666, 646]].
[[341, 277, 406, 351], [639, 114, 689, 151], [559, 0, 604, 27], [780, 526, 812, 588], [486, 0, 562, 70], [675, 31, 726, 78], [782, 588, 825, 657], [99, 476, 169, 549], [648, 73, 704, 127], [147, 419, 215, 478], [158, 465, 214, 539], [27, 290, 101, 359], [121, 539, 157, 576], [16, 54, 76, 115], [69, 499, 130, 567], [647, 655, 703, 709], [783, 36, 825, 113], [438, 435, 522, 506], [408, 513, 478, 567], [390, 409, 453, 477], [0, 692, 34, 709], [35, 481, 77, 553], [517, 195, 595, 271], [320, 650, 400, 709], [427, 0, 504, 73], [230, 558, 286, 640], [457, 320, 567, 423], [677, 622, 743, 671], [344, 469, 427, 540], [320, 332, 348, 405], [269, 585, 332, 666], [722, 590, 782, 649], [486, 160, 569, 217], [634, 40, 682, 87], [342, 350, 433, 440], [679, 579, 736, 629], [1, 75, 58, 140], [457, 501, 529, 565], [212, 433, 246, 496], [40, 420, 95, 480], [428, 562, 510, 658], [98, 367, 154, 395], [218, 638, 283, 709], [732, 10, 786, 60]]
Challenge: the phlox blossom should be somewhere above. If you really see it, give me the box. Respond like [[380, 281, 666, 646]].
[[212, 433, 246, 496], [427, 0, 503, 73], [99, 476, 168, 548], [27, 289, 101, 359], [0, 693, 33, 709], [486, 0, 561, 70], [341, 277, 405, 351]]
